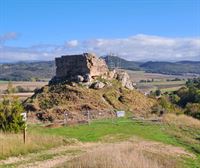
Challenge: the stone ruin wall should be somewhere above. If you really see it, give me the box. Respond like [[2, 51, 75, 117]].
[[85, 53, 109, 77], [55, 53, 109, 79]]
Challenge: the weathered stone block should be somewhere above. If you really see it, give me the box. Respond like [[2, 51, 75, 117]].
[[55, 53, 108, 81]]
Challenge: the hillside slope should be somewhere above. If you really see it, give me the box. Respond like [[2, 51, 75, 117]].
[[24, 80, 156, 122], [102, 55, 141, 70], [0, 61, 55, 81]]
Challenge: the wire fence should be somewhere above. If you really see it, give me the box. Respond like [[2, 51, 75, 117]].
[[28, 109, 162, 126]]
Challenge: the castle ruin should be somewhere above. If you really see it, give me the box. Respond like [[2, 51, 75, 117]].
[[54, 53, 109, 82]]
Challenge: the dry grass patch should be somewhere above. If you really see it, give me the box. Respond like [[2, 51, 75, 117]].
[[64, 141, 182, 168], [0, 132, 65, 160], [162, 113, 200, 129], [161, 113, 200, 166]]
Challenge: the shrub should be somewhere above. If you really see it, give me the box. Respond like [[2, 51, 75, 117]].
[[169, 94, 180, 104], [155, 89, 161, 96], [0, 96, 25, 132], [158, 97, 171, 109], [185, 103, 200, 120], [151, 104, 166, 116]]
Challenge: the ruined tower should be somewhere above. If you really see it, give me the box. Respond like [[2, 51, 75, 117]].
[[53, 53, 109, 82]]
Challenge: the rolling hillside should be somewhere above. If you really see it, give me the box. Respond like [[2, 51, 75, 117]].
[[102, 55, 141, 70], [141, 61, 200, 75], [0, 61, 55, 81]]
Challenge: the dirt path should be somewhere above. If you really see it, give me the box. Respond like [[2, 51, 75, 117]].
[[0, 138, 194, 168]]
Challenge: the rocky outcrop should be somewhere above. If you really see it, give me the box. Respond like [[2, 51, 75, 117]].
[[24, 53, 156, 123], [108, 69, 117, 79], [116, 71, 135, 90], [50, 52, 135, 90]]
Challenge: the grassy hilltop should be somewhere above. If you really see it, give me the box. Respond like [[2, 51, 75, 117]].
[[24, 79, 156, 122]]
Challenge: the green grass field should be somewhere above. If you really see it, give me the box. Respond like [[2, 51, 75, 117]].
[[160, 86, 183, 93], [0, 80, 8, 84], [29, 119, 177, 144], [29, 118, 200, 168]]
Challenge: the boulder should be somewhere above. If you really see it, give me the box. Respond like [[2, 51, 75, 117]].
[[116, 71, 130, 87], [91, 81, 105, 89], [84, 74, 92, 82], [108, 69, 117, 79], [76, 75, 84, 83], [116, 71, 135, 90], [125, 81, 134, 90]]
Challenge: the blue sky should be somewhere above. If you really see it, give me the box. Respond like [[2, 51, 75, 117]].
[[0, 0, 200, 61]]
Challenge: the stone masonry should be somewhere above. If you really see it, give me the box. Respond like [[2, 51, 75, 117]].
[[55, 53, 109, 80]]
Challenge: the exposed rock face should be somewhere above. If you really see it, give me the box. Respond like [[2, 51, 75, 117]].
[[55, 53, 108, 81], [50, 52, 135, 90], [108, 69, 117, 79], [116, 71, 135, 90]]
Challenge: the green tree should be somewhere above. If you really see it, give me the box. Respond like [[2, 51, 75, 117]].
[[155, 89, 161, 96], [176, 86, 198, 107], [0, 96, 25, 132], [170, 94, 180, 104]]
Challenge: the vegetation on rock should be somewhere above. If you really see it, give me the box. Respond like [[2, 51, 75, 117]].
[[24, 79, 156, 122]]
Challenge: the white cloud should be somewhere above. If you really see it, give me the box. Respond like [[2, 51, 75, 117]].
[[131, 34, 176, 46], [66, 40, 78, 47], [0, 34, 200, 62], [0, 32, 18, 45]]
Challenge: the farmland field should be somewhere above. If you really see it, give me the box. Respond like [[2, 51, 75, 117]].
[[124, 70, 195, 93], [0, 81, 9, 84], [137, 80, 186, 93], [0, 81, 48, 91], [125, 70, 195, 82], [0, 81, 48, 100], [0, 71, 192, 97]]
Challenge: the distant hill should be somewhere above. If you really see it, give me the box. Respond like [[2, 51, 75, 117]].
[[102, 56, 141, 70], [102, 56, 200, 75], [140, 61, 200, 75], [0, 57, 200, 81], [0, 61, 55, 81]]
